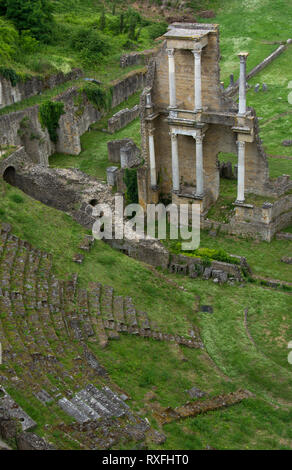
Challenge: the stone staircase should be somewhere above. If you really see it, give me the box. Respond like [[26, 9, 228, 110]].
[[0, 223, 200, 449]]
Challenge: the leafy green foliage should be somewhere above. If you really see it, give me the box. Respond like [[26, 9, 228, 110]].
[[39, 100, 65, 143], [0, 16, 18, 62], [0, 66, 20, 86], [4, 0, 54, 42], [81, 83, 113, 112], [124, 168, 138, 204], [70, 26, 111, 66]]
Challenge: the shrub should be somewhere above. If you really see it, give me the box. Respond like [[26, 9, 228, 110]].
[[0, 66, 20, 86], [70, 26, 111, 65], [145, 22, 168, 40], [124, 168, 138, 205], [10, 193, 24, 204], [0, 17, 18, 62], [39, 100, 65, 143], [82, 83, 113, 112], [5, 0, 54, 42]]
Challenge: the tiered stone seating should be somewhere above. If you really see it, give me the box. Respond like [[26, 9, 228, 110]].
[[0, 223, 203, 448]]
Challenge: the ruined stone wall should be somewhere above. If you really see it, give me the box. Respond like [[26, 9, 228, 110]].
[[0, 69, 83, 109], [120, 49, 158, 68], [108, 105, 140, 133], [111, 70, 147, 108], [203, 193, 292, 241], [0, 88, 101, 165]]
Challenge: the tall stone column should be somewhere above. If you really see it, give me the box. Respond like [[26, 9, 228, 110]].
[[238, 52, 249, 115], [195, 134, 204, 197], [148, 128, 157, 188], [192, 49, 202, 112], [167, 49, 176, 109], [171, 132, 179, 192], [236, 140, 245, 202]]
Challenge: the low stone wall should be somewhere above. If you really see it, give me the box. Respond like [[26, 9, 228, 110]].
[[111, 70, 146, 108], [120, 49, 157, 68], [203, 193, 292, 241], [108, 105, 140, 133], [0, 68, 83, 109], [108, 138, 133, 163]]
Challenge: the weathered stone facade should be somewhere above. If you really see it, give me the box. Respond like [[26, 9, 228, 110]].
[[137, 22, 292, 238]]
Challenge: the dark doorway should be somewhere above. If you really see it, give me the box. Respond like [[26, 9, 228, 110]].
[[3, 166, 16, 186]]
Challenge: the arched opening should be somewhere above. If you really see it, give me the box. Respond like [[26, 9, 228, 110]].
[[3, 166, 16, 186], [89, 199, 98, 207]]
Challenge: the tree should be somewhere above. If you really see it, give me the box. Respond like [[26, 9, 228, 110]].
[[5, 0, 54, 42], [99, 6, 106, 31]]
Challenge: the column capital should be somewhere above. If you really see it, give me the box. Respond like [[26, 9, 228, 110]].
[[170, 131, 178, 140], [238, 51, 249, 62], [194, 133, 205, 143], [236, 140, 246, 149], [192, 49, 202, 58], [149, 127, 155, 136], [167, 48, 175, 58]]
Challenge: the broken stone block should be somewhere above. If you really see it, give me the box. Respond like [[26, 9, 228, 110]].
[[106, 166, 119, 187], [254, 83, 260, 92], [212, 270, 228, 284], [73, 253, 84, 264], [107, 139, 132, 163], [187, 387, 207, 399], [281, 256, 292, 264], [282, 139, 292, 147], [17, 432, 55, 450], [120, 142, 141, 169], [202, 267, 212, 280]]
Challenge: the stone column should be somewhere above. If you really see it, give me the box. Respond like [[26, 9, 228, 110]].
[[236, 140, 245, 202], [167, 49, 176, 108], [171, 132, 179, 192], [148, 128, 157, 188], [192, 49, 202, 112], [238, 52, 249, 115], [194, 134, 204, 197]]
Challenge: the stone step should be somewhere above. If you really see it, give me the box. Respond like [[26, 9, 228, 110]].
[[58, 397, 90, 424], [86, 384, 125, 417], [101, 386, 130, 411], [124, 297, 139, 334], [137, 311, 151, 330], [113, 296, 127, 332], [71, 395, 101, 421], [76, 389, 111, 418], [101, 286, 114, 328]]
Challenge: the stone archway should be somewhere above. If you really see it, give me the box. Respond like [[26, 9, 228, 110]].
[[3, 166, 16, 186]]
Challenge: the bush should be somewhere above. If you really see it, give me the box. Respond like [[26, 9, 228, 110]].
[[0, 66, 20, 86], [82, 83, 113, 112], [124, 168, 138, 205], [5, 0, 54, 42], [70, 26, 111, 65], [0, 17, 18, 62], [145, 22, 168, 40], [10, 193, 24, 204], [39, 100, 65, 143]]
